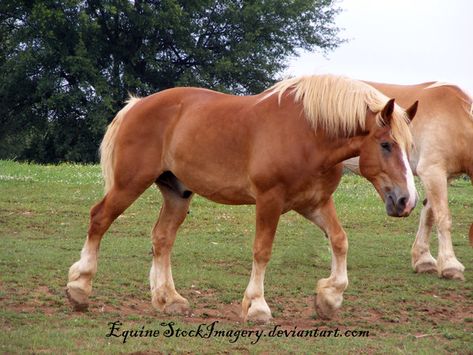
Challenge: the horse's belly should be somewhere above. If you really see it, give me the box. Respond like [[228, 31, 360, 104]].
[[197, 186, 256, 205], [185, 178, 256, 205], [169, 163, 256, 205]]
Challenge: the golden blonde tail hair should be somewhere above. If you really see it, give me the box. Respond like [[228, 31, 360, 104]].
[[99, 96, 141, 193]]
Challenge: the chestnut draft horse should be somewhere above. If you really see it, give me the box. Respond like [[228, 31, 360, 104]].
[[66, 74, 419, 322], [344, 81, 473, 281]]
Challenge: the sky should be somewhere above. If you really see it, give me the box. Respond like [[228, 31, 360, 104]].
[[286, 0, 473, 95]]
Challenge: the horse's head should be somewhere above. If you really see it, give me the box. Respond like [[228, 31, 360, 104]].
[[359, 99, 418, 217]]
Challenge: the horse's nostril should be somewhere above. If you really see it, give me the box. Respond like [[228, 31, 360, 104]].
[[398, 197, 407, 208]]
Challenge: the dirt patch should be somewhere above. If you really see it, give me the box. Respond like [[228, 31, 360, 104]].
[[1, 285, 58, 314], [2, 284, 472, 330]]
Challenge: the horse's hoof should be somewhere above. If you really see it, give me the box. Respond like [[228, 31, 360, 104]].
[[65, 286, 89, 312], [246, 308, 272, 324], [164, 300, 191, 316], [414, 261, 438, 274], [315, 294, 337, 320], [440, 268, 465, 281]]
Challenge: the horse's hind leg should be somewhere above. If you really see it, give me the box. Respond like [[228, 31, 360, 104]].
[[417, 165, 465, 280], [66, 177, 156, 310], [150, 186, 192, 314]]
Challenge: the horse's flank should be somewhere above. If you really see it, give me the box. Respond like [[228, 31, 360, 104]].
[[265, 75, 413, 151]]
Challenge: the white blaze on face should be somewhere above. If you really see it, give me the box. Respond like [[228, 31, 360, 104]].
[[401, 149, 417, 213]]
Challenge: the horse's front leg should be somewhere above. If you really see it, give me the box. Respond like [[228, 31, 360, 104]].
[[411, 198, 438, 273], [417, 166, 465, 280], [241, 190, 283, 323], [298, 197, 348, 319]]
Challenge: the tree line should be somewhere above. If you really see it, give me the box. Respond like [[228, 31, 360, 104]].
[[0, 0, 341, 163]]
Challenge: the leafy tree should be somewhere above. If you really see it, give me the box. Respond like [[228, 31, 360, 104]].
[[0, 0, 342, 163]]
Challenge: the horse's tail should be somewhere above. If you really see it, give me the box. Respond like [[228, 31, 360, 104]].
[[99, 96, 141, 193]]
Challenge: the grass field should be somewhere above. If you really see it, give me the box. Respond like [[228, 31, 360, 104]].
[[0, 160, 472, 353]]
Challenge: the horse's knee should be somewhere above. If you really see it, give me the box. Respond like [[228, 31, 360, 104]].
[[436, 212, 452, 233]]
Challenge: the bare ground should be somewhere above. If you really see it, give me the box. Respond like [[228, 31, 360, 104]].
[[2, 283, 472, 332]]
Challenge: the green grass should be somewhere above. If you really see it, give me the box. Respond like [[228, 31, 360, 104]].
[[0, 160, 472, 353]]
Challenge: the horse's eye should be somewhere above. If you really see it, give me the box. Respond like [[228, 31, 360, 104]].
[[380, 142, 391, 152]]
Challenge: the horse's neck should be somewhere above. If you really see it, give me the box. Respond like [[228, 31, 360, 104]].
[[321, 135, 366, 169], [318, 113, 378, 168]]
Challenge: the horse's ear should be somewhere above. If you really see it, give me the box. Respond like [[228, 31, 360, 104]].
[[405, 100, 419, 122], [381, 98, 396, 126]]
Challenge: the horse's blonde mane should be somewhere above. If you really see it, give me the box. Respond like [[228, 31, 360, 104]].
[[265, 75, 413, 150]]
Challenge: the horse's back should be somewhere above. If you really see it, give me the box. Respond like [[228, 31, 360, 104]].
[[116, 87, 241, 151]]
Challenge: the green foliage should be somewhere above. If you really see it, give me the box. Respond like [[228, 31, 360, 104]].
[[0, 0, 342, 163]]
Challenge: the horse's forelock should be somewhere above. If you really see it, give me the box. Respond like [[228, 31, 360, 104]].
[[385, 108, 414, 153]]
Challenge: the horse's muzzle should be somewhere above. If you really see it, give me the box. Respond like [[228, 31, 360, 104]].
[[385, 191, 417, 217]]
